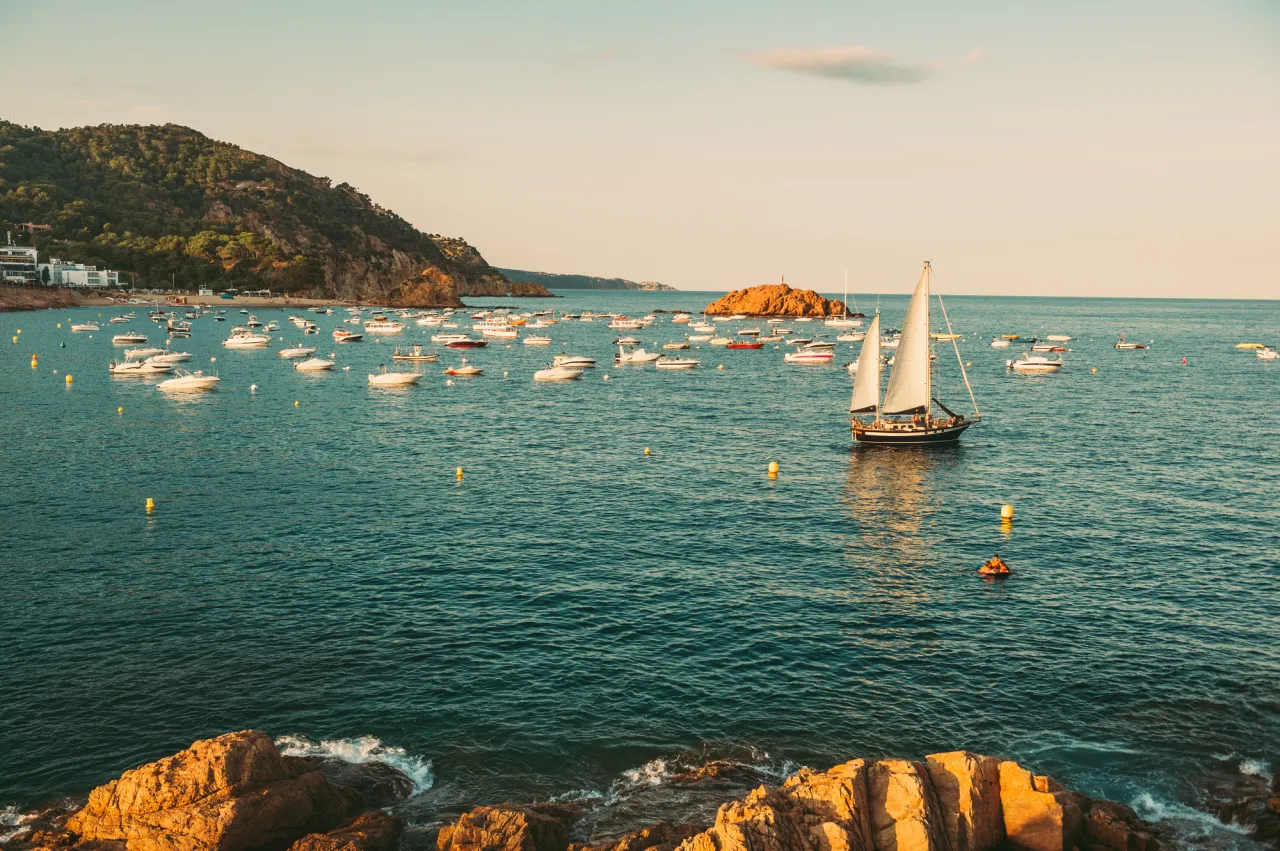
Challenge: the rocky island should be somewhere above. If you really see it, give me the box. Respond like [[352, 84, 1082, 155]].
[[704, 282, 846, 318], [2, 731, 1180, 851]]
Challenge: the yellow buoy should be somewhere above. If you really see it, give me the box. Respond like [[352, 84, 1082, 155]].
[[1091, 367, 1097, 374], [644, 447, 651, 456], [768, 461, 779, 477], [1000, 504, 1014, 521], [15, 329, 20, 334], [57, 323, 62, 329], [146, 497, 155, 512], [65, 374, 73, 384], [456, 467, 464, 480], [118, 407, 124, 414], [11, 336, 16, 343], [294, 400, 300, 407]]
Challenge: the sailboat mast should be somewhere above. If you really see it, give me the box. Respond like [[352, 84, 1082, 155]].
[[843, 270, 849, 319], [924, 262, 932, 418]]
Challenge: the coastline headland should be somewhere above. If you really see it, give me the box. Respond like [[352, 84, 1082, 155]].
[[2, 730, 1175, 851], [704, 283, 845, 318], [0, 285, 83, 313]]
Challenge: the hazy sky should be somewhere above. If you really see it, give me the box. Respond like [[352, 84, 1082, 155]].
[[5, 0, 1278, 297]]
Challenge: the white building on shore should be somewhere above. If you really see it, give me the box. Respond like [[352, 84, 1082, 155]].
[[0, 244, 40, 285], [38, 258, 120, 289]]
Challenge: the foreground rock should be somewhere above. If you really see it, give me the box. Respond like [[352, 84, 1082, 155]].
[[45, 730, 399, 851], [449, 751, 1160, 851], [0, 285, 83, 312], [704, 283, 844, 318]]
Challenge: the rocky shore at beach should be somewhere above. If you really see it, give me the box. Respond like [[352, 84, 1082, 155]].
[[0, 286, 83, 313], [0, 731, 1200, 851]]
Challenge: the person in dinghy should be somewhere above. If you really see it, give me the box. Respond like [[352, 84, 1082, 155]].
[[977, 555, 1011, 577]]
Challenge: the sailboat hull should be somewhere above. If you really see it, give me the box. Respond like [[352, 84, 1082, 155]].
[[852, 420, 973, 445]]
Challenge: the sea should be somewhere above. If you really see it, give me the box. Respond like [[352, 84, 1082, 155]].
[[1, 291, 1277, 849]]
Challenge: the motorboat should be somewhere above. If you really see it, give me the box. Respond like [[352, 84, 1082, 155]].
[[294, 357, 336, 371], [112, 330, 148, 344], [363, 317, 405, 334], [223, 328, 272, 348], [108, 316, 131, 324], [431, 333, 468, 344], [691, 322, 715, 333], [534, 365, 584, 381], [663, 342, 691, 350], [758, 334, 784, 343], [157, 370, 220, 391], [333, 328, 364, 343], [784, 350, 834, 364], [726, 341, 764, 349], [1256, 347, 1279, 361], [708, 337, 732, 347], [990, 338, 1011, 348], [846, 359, 860, 374], [803, 340, 835, 350], [446, 338, 488, 349], [608, 317, 644, 330], [480, 326, 518, 339], [655, 356, 699, 370], [931, 333, 963, 341], [1114, 334, 1146, 349], [368, 366, 421, 386], [785, 337, 812, 346], [246, 315, 262, 328], [737, 328, 761, 336], [124, 347, 168, 360], [392, 345, 439, 362], [687, 334, 712, 343], [279, 346, 316, 359], [148, 351, 193, 365], [523, 335, 552, 346], [110, 359, 174, 375], [613, 336, 643, 346], [614, 346, 662, 364], [264, 320, 280, 332], [71, 322, 101, 332], [444, 359, 484, 376], [836, 332, 865, 343], [1006, 355, 1064, 373], [554, 355, 597, 369], [1046, 335, 1073, 342], [1236, 342, 1266, 350], [672, 313, 691, 324]]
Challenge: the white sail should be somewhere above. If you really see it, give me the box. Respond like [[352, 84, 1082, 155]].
[[849, 313, 881, 413], [881, 262, 932, 415]]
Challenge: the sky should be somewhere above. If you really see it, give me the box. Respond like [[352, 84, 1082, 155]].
[[4, 0, 1278, 297]]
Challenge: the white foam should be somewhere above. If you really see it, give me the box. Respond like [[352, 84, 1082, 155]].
[[0, 805, 30, 843], [621, 757, 672, 787], [1239, 758, 1272, 778], [1132, 793, 1250, 837], [275, 734, 434, 796]]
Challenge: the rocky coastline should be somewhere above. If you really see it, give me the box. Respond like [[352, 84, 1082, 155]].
[[704, 284, 845, 318], [0, 285, 83, 313], [0, 731, 1220, 851]]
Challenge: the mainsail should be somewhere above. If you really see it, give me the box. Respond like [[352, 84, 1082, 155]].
[[881, 263, 932, 415], [849, 312, 881, 413]]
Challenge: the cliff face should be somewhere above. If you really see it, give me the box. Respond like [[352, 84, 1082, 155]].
[[0, 121, 510, 301], [705, 284, 844, 317], [0, 284, 83, 312]]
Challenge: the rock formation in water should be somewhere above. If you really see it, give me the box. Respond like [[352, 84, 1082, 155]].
[[703, 284, 844, 318], [4, 734, 1168, 851]]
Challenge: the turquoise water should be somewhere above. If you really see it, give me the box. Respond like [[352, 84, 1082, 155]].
[[2, 293, 1277, 847]]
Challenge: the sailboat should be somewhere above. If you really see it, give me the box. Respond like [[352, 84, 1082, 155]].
[[825, 270, 862, 328], [849, 262, 980, 445]]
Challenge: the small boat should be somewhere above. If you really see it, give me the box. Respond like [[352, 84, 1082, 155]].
[[737, 328, 761, 336], [444, 359, 484, 376], [663, 342, 691, 350], [708, 337, 732, 347], [333, 328, 364, 343], [279, 346, 317, 359], [613, 336, 643, 346], [655, 356, 699, 370], [614, 346, 662, 364], [480, 326, 519, 339], [672, 313, 691, 324], [846, 359, 860, 374], [112, 331, 148, 344], [124, 347, 168, 360], [977, 556, 1011, 577], [523, 336, 552, 346], [534, 365, 584, 381], [726, 341, 764, 350], [1257, 347, 1279, 361], [71, 322, 101, 332], [1002, 334, 1022, 340], [1007, 355, 1064, 373], [803, 340, 835, 350], [222, 328, 272, 348], [1114, 334, 1146, 350], [431, 333, 467, 344], [264, 320, 280, 332], [392, 345, 439, 362], [1236, 342, 1266, 350], [687, 334, 713, 343], [148, 351, 193, 365], [990, 338, 1011, 348], [368, 366, 421, 386], [1046, 335, 1073, 342], [294, 357, 336, 371], [108, 316, 131, 324], [931, 333, 962, 341], [246, 315, 262, 328], [835, 332, 864, 343], [1030, 342, 1055, 352], [110, 360, 174, 375], [785, 337, 812, 346], [363, 318, 405, 334], [157, 370, 220, 391], [446, 338, 488, 349], [608, 317, 644, 330], [554, 355, 597, 369], [784, 350, 834, 364]]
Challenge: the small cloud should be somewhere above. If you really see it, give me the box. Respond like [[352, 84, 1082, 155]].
[[130, 105, 170, 122], [748, 44, 982, 85]]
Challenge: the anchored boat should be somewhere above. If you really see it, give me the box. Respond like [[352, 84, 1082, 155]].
[[849, 262, 980, 445]]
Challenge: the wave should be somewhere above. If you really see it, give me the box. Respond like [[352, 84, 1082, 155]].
[[554, 747, 801, 808], [275, 734, 434, 796], [1132, 793, 1251, 840], [1239, 758, 1272, 778], [1, 804, 34, 843]]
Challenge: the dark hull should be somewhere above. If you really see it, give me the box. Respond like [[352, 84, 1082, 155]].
[[852, 420, 973, 445]]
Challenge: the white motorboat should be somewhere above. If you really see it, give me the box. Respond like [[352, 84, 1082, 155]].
[[443, 359, 484, 377], [264, 320, 280, 332], [416, 316, 444, 326], [846, 359, 860, 374], [71, 322, 101, 332], [1046, 335, 1073, 342], [108, 316, 131, 324], [432, 332, 468, 344], [691, 322, 715, 333], [110, 359, 174, 375], [738, 328, 761, 336], [614, 346, 662, 364], [157, 370, 220, 391], [990, 338, 1011, 348], [608, 317, 644, 330], [836, 332, 865, 343], [112, 331, 148, 344], [785, 337, 812, 346], [663, 342, 691, 350], [480, 326, 518, 339], [708, 337, 732, 347], [246, 315, 263, 328], [279, 346, 317, 359], [392, 345, 438, 362], [672, 313, 691, 324], [614, 336, 643, 346], [1007, 355, 1064, 373], [333, 328, 364, 343], [523, 335, 552, 346], [534, 365, 584, 381], [362, 318, 405, 334], [554, 355, 597, 369], [124, 347, 168, 360], [368, 367, 421, 386], [804, 340, 835, 350], [294, 357, 336, 371], [785, 350, 834, 364], [687, 334, 713, 343], [655, 356, 698, 370], [1256, 347, 1278, 361], [223, 328, 272, 348], [148, 352, 193, 365]]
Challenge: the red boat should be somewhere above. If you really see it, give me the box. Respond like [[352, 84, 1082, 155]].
[[333, 328, 364, 343], [726, 341, 764, 349], [446, 338, 488, 348]]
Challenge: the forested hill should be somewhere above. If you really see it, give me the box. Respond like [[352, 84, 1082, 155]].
[[0, 121, 511, 302], [497, 268, 676, 291]]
